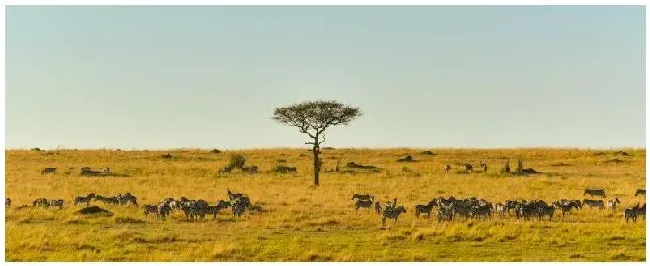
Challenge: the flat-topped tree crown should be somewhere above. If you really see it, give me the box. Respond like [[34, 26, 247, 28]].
[[272, 100, 362, 186]]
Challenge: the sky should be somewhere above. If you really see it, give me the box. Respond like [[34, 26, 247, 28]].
[[5, 6, 646, 150]]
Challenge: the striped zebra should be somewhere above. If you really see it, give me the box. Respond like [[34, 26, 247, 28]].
[[469, 205, 492, 220], [205, 200, 231, 219], [352, 193, 374, 201], [584, 189, 606, 198], [414, 200, 436, 219], [374, 202, 382, 214], [635, 189, 646, 197], [117, 193, 138, 206], [437, 204, 455, 222], [95, 195, 120, 205], [355, 199, 374, 212], [5, 198, 11, 207], [143, 205, 159, 218], [494, 203, 507, 217], [41, 167, 57, 175], [158, 204, 172, 220], [624, 208, 638, 223], [74, 193, 96, 206], [227, 189, 243, 200], [232, 198, 248, 217], [537, 205, 555, 221], [381, 205, 407, 227], [33, 198, 49, 207], [607, 198, 621, 211], [49, 199, 64, 210], [582, 199, 605, 209]]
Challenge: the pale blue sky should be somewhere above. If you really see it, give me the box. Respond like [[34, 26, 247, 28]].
[[5, 6, 646, 150]]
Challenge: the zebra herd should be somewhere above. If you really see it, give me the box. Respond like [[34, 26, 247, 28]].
[[17, 192, 140, 210], [352, 188, 646, 226], [142, 189, 254, 221]]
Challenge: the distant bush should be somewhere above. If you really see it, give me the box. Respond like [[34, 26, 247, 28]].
[[31, 147, 41, 151]]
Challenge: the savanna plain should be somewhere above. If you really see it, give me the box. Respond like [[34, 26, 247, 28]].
[[4, 148, 646, 261]]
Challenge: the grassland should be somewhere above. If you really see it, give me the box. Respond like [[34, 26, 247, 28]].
[[4, 148, 647, 261]]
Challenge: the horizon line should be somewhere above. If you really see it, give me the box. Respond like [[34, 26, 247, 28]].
[[5, 146, 647, 151]]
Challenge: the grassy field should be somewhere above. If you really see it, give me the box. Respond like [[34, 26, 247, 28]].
[[4, 148, 647, 261]]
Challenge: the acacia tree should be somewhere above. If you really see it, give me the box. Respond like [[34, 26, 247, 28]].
[[272, 100, 362, 186]]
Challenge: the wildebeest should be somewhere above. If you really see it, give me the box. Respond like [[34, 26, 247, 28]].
[[635, 189, 646, 197], [352, 193, 374, 201], [41, 167, 57, 175], [583, 189, 606, 198]]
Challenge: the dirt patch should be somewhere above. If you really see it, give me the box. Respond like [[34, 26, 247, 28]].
[[115, 217, 146, 224], [604, 159, 626, 164]]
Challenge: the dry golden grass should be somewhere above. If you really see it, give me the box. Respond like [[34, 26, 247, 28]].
[[4, 148, 647, 261]]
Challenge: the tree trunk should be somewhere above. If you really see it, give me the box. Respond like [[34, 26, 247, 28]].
[[312, 144, 320, 186]]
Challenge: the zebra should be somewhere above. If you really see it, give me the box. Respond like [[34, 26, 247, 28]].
[[5, 198, 11, 207], [103, 167, 111, 173], [414, 200, 436, 219], [381, 205, 407, 227], [584, 189, 606, 198], [232, 198, 248, 217], [480, 161, 488, 172], [437, 204, 455, 222], [41, 167, 57, 175], [537, 205, 555, 221], [553, 200, 580, 218], [49, 199, 64, 210], [634, 203, 646, 220], [607, 198, 621, 211], [469, 205, 492, 220], [95, 195, 120, 205], [227, 189, 243, 200], [494, 203, 507, 217], [625, 208, 638, 223], [352, 193, 374, 201], [374, 202, 382, 214], [143, 205, 160, 218], [465, 163, 473, 173], [73, 193, 96, 206], [504, 200, 519, 215], [635, 189, 646, 197], [117, 193, 138, 206], [157, 204, 172, 220], [582, 199, 605, 209], [355, 199, 374, 212], [33, 198, 49, 207], [443, 165, 451, 173], [205, 200, 231, 219]]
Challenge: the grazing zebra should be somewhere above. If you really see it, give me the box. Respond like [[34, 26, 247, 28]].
[[583, 189, 606, 198], [232, 198, 248, 217], [352, 193, 374, 201], [117, 193, 138, 206], [73, 193, 96, 206], [49, 199, 64, 210], [537, 205, 555, 221], [5, 198, 11, 207], [157, 204, 172, 220], [553, 200, 580, 217], [205, 200, 231, 219], [582, 199, 605, 209], [443, 165, 451, 173], [607, 198, 621, 211], [95, 195, 120, 205], [41, 167, 57, 175], [144, 205, 160, 218], [480, 162, 488, 172], [227, 189, 243, 200], [355, 199, 374, 212], [504, 200, 518, 215], [635, 189, 646, 197], [374, 202, 382, 214], [625, 208, 638, 223], [414, 200, 436, 219], [634, 203, 646, 220], [437, 204, 455, 222], [469, 205, 492, 220], [494, 203, 507, 217], [465, 163, 473, 173], [33, 198, 49, 207], [381, 205, 407, 227]]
